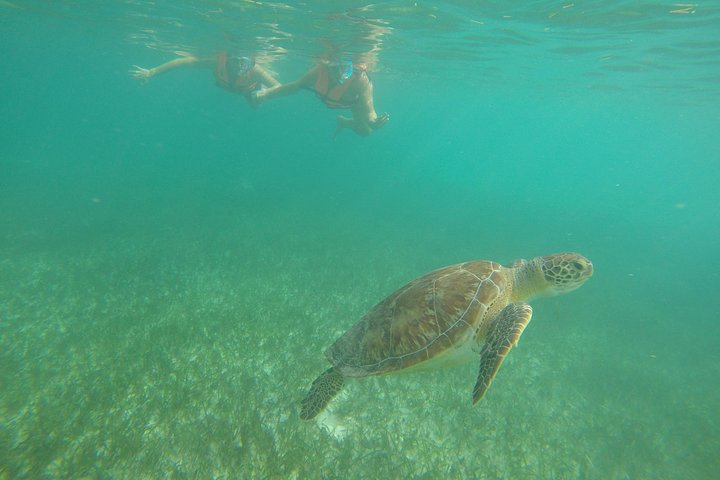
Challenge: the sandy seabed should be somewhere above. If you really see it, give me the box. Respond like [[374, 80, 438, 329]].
[[1, 230, 716, 479]]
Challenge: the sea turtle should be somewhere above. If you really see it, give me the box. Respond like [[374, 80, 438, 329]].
[[300, 252, 593, 419]]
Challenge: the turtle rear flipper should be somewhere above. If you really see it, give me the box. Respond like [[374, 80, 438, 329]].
[[300, 368, 345, 420], [472, 303, 533, 404]]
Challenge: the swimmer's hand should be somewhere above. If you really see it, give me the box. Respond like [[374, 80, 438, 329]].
[[129, 65, 153, 81], [250, 90, 267, 106], [370, 112, 390, 130]]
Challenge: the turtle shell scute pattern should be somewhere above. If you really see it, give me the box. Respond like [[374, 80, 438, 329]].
[[326, 261, 508, 377]]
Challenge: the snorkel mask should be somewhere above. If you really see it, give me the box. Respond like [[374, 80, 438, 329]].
[[329, 59, 353, 84], [227, 55, 254, 78]]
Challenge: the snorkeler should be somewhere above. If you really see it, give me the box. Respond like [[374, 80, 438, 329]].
[[130, 51, 280, 104], [253, 57, 389, 136]]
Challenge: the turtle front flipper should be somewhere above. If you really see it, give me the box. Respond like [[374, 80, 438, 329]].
[[300, 368, 345, 420], [472, 303, 533, 404]]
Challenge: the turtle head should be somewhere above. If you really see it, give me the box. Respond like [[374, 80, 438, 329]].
[[537, 252, 593, 296]]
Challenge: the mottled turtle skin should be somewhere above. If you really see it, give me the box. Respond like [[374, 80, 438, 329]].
[[300, 252, 593, 420]]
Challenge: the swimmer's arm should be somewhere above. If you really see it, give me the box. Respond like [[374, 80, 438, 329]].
[[346, 75, 389, 136], [130, 55, 212, 80], [357, 75, 379, 123], [256, 66, 319, 100], [253, 65, 281, 88]]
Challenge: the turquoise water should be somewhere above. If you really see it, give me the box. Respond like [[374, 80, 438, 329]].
[[1, 1, 719, 478]]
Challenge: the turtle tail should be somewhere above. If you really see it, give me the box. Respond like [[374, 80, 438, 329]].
[[300, 367, 344, 420]]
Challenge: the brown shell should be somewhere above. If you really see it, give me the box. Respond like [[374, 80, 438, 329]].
[[326, 261, 510, 377]]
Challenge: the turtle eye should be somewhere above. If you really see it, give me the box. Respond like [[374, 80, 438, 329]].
[[572, 261, 583, 270]]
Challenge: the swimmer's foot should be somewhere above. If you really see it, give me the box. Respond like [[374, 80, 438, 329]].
[[334, 116, 352, 138]]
